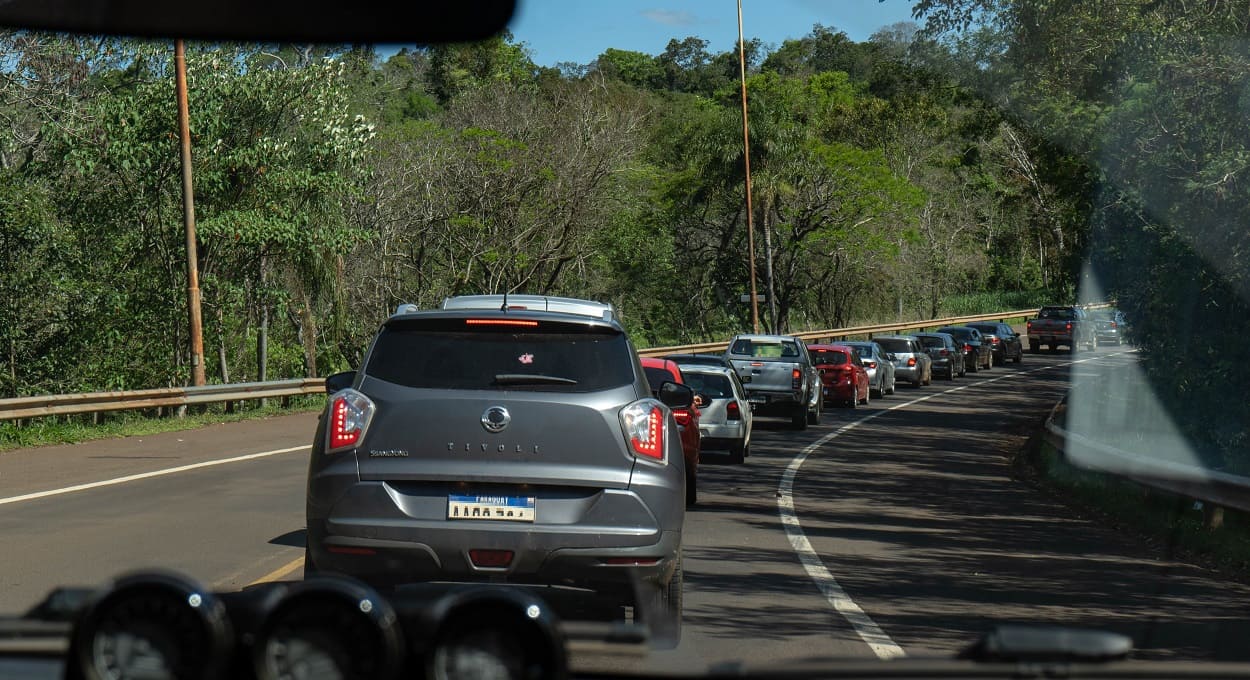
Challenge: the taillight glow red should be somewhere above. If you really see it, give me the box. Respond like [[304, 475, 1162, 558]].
[[726, 401, 741, 420], [940, 349, 949, 357], [791, 368, 801, 379], [466, 319, 539, 327], [964, 343, 973, 352], [624, 404, 664, 460], [1065, 322, 1072, 331], [992, 337, 1001, 344], [866, 361, 877, 369], [469, 550, 514, 568], [672, 408, 691, 426], [907, 357, 917, 367], [330, 397, 360, 449]]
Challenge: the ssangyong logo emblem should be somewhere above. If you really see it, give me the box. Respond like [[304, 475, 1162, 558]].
[[481, 406, 511, 433]]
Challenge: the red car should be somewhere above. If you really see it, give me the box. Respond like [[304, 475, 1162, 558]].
[[640, 357, 702, 506], [807, 344, 870, 408]]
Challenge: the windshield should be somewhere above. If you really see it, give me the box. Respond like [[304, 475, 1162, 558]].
[[3, 0, 1248, 673]]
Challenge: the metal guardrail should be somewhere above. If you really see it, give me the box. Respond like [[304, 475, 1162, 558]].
[[0, 303, 1110, 422], [1041, 400, 1250, 517], [635, 306, 1103, 358], [0, 378, 325, 422]]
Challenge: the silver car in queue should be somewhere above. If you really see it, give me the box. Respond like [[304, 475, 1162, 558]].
[[680, 365, 753, 465], [874, 335, 933, 387], [843, 341, 897, 398]]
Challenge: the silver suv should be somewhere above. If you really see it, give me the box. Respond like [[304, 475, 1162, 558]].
[[305, 295, 687, 642]]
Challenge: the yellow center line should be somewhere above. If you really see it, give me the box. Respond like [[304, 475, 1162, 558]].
[[249, 555, 305, 586]]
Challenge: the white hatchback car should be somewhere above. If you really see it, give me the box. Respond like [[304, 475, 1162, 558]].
[[680, 365, 754, 464]]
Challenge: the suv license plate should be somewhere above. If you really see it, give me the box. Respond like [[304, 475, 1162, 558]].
[[448, 495, 535, 522]]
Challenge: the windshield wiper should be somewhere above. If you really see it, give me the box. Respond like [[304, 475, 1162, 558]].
[[492, 374, 579, 386]]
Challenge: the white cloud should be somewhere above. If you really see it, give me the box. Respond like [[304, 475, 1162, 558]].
[[640, 8, 699, 27]]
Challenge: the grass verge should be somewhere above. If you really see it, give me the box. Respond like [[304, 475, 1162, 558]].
[[0, 395, 324, 453], [1018, 429, 1250, 580]]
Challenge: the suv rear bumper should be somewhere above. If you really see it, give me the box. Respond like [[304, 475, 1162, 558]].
[[307, 478, 681, 597]]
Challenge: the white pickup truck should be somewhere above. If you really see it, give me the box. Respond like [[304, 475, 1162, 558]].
[[724, 334, 822, 429]]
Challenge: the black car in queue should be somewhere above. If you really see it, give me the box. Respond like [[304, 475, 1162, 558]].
[[913, 332, 965, 380], [936, 326, 993, 372], [966, 322, 1024, 365]]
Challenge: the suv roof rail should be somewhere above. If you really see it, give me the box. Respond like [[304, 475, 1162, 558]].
[[439, 294, 617, 322]]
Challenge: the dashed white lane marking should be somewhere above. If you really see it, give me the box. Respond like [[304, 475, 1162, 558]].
[[777, 349, 1134, 659], [0, 445, 311, 507]]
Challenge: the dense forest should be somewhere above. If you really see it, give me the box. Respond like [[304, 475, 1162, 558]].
[[7, 0, 1250, 475]]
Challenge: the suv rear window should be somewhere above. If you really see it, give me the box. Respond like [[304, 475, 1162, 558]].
[[729, 339, 800, 358], [968, 324, 997, 335], [1039, 307, 1076, 320], [365, 324, 634, 392], [917, 336, 945, 349], [876, 339, 912, 353]]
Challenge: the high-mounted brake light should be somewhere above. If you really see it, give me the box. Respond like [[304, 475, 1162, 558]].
[[326, 389, 375, 453], [726, 401, 741, 421], [620, 400, 666, 462], [672, 408, 692, 426], [466, 319, 539, 327]]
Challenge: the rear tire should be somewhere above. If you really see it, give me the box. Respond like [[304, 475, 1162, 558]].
[[946, 367, 955, 381], [728, 441, 746, 465], [807, 394, 822, 425], [887, 377, 896, 395], [303, 547, 317, 580], [791, 407, 808, 430], [1013, 351, 1023, 364], [644, 558, 683, 650], [685, 469, 697, 506]]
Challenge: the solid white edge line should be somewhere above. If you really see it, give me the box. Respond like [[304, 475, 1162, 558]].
[[776, 349, 1135, 659], [0, 445, 312, 506]]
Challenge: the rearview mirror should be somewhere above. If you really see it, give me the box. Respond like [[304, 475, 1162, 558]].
[[658, 382, 694, 410], [325, 371, 356, 394], [0, 0, 517, 43]]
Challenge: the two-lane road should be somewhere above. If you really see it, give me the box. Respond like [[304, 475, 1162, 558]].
[[3, 347, 1247, 670]]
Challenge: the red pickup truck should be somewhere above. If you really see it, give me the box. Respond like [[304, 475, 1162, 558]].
[[1026, 305, 1097, 353]]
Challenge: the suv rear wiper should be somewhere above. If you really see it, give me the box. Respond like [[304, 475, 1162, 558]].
[[492, 374, 579, 386]]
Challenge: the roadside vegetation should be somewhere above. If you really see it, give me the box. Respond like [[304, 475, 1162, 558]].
[[1, 1, 1244, 471]]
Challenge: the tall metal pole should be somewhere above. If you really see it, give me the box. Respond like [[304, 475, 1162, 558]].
[[737, 0, 760, 334], [176, 39, 206, 386]]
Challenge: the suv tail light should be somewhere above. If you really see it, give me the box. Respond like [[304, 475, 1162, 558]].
[[907, 357, 917, 367], [992, 337, 1001, 344], [940, 349, 950, 357], [326, 389, 376, 453], [1027, 321, 1033, 331], [791, 368, 802, 389], [964, 343, 973, 352], [865, 361, 877, 369], [620, 400, 666, 463], [672, 408, 692, 426], [1065, 322, 1072, 332], [726, 401, 741, 421]]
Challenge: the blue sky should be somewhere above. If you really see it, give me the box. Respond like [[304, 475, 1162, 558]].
[[508, 0, 919, 67]]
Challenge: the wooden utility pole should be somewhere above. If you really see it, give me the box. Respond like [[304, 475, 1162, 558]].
[[175, 39, 205, 386], [738, 0, 760, 334]]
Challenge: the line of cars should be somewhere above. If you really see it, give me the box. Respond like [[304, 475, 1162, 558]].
[[302, 294, 1043, 646]]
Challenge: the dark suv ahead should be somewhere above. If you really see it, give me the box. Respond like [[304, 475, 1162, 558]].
[[305, 295, 688, 643]]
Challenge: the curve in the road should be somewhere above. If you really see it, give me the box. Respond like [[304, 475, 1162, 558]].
[[777, 350, 1135, 659]]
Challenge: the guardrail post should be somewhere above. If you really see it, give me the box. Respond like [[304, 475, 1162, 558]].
[[225, 400, 235, 415], [282, 395, 291, 409]]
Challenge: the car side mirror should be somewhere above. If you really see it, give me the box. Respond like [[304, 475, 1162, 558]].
[[325, 370, 356, 394], [658, 382, 694, 409]]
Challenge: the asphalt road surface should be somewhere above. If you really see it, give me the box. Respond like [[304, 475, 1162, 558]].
[[3, 345, 1248, 672]]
